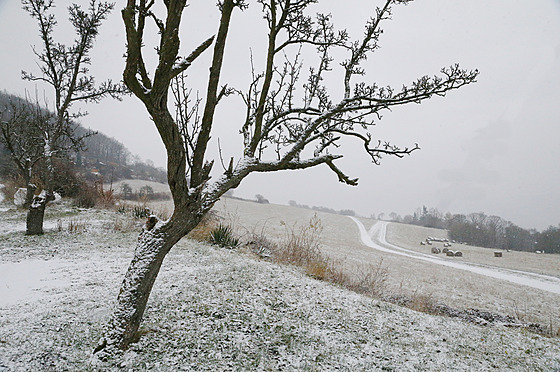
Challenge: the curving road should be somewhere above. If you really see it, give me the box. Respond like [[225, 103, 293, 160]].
[[349, 217, 560, 295]]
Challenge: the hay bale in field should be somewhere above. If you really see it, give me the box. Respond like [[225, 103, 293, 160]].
[[454, 251, 463, 257], [494, 251, 502, 257]]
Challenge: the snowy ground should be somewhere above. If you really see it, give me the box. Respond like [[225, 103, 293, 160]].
[[1, 200, 560, 370]]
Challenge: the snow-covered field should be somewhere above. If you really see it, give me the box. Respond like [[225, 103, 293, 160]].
[[352, 219, 560, 295], [1, 198, 560, 370]]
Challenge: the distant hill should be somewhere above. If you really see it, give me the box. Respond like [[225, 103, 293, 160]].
[[0, 90, 166, 185]]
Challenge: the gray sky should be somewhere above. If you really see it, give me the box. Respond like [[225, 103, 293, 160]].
[[1, 0, 559, 230]]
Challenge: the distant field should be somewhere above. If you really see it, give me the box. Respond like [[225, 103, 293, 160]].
[[387, 222, 560, 277], [107, 179, 171, 195]]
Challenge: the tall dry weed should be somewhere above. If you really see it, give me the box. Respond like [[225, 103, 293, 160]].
[[264, 214, 388, 297]]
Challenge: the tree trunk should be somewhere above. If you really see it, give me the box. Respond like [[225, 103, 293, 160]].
[[25, 192, 54, 235], [93, 216, 197, 359], [23, 183, 36, 209]]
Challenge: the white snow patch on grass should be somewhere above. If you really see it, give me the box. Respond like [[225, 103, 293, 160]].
[[0, 259, 69, 307]]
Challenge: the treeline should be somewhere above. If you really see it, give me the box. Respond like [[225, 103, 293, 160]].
[[0, 91, 166, 192], [119, 183, 170, 202], [288, 200, 356, 217], [388, 206, 560, 254]]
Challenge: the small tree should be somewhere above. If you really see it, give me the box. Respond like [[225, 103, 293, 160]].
[[255, 194, 269, 204], [119, 182, 132, 199], [139, 185, 154, 199], [0, 98, 46, 208], [93, 0, 478, 357], [19, 0, 124, 235]]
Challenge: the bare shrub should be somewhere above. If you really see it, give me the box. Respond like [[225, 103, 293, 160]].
[[73, 184, 100, 208], [109, 216, 137, 232], [345, 260, 388, 297], [97, 189, 116, 208], [67, 218, 88, 234], [274, 214, 324, 266], [265, 214, 388, 297]]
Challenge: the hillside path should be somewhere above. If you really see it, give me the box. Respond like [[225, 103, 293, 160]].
[[350, 218, 560, 295]]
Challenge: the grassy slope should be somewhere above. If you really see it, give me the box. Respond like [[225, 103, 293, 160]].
[[212, 198, 560, 329], [0, 199, 559, 370]]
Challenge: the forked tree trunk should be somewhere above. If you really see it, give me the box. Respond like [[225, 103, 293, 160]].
[[25, 192, 54, 235], [93, 214, 199, 358]]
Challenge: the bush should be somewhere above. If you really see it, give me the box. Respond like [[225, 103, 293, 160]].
[[210, 224, 239, 248], [131, 205, 151, 219], [73, 184, 98, 208], [255, 194, 269, 204]]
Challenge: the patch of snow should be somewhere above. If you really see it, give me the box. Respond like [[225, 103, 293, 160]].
[[0, 259, 69, 307]]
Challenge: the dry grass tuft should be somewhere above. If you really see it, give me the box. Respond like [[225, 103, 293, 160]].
[[408, 292, 439, 314], [56, 218, 88, 234], [187, 211, 220, 242], [247, 214, 388, 298], [67, 218, 88, 234], [109, 216, 137, 232]]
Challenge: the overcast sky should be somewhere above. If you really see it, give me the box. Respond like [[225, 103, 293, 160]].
[[1, 0, 559, 230]]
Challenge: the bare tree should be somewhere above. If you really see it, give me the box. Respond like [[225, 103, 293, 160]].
[[93, 0, 478, 357], [0, 99, 45, 208], [20, 0, 124, 235]]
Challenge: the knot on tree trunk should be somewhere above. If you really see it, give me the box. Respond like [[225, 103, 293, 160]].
[[145, 215, 159, 231]]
